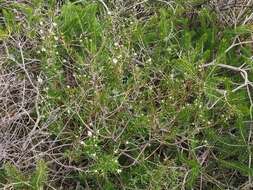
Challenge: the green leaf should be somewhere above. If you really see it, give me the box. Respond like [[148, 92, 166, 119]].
[[4, 163, 29, 189], [0, 28, 9, 40], [220, 160, 253, 177], [2, 9, 16, 32], [30, 160, 48, 190], [179, 154, 201, 188]]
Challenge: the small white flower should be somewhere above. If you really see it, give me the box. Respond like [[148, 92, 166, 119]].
[[66, 85, 70, 88], [126, 141, 129, 145], [41, 47, 46, 52], [39, 21, 43, 26], [112, 58, 118, 64], [54, 36, 59, 41], [94, 169, 98, 173], [39, 29, 44, 34], [63, 59, 67, 63], [108, 11, 112, 15], [52, 22, 57, 27], [114, 42, 119, 47], [80, 141, 85, 145], [37, 77, 43, 84], [116, 169, 122, 173], [87, 131, 92, 137], [91, 153, 96, 157]]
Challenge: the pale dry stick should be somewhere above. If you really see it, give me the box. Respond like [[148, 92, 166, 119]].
[[22, 93, 42, 150], [121, 143, 149, 168], [75, 111, 94, 132], [144, 144, 162, 161], [47, 156, 87, 172], [247, 80, 253, 185], [0, 71, 54, 172], [203, 62, 253, 114], [114, 121, 129, 141], [203, 173, 237, 190], [48, 107, 79, 147], [248, 122, 253, 185], [157, 0, 176, 12], [237, 0, 253, 25], [225, 40, 253, 53], [214, 0, 253, 26], [46, 184, 58, 190], [104, 90, 130, 120], [22, 143, 72, 167], [202, 62, 252, 92], [120, 145, 141, 153], [200, 173, 203, 190], [247, 85, 253, 118], [0, 39, 52, 175], [18, 42, 38, 91], [35, 143, 72, 156], [2, 182, 32, 190], [243, 11, 253, 24], [97, 0, 109, 13], [207, 93, 226, 110], [181, 170, 190, 190], [119, 152, 139, 166]]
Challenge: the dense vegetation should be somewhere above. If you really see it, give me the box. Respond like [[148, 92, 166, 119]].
[[1, 0, 253, 189]]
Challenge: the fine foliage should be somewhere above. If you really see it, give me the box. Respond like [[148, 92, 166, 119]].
[[1, 0, 253, 189]]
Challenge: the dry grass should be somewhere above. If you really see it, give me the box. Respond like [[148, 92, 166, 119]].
[[212, 0, 253, 25], [1, 0, 253, 189]]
